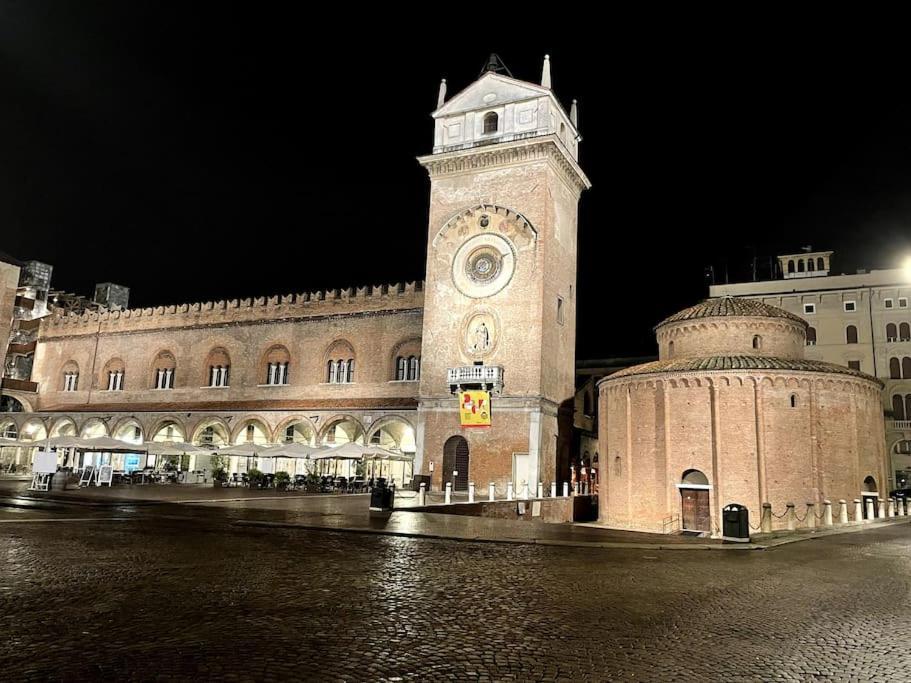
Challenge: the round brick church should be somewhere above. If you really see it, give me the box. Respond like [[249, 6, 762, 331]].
[[598, 297, 888, 536]]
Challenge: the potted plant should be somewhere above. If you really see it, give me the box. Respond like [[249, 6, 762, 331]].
[[274, 471, 291, 491], [247, 468, 264, 489], [212, 467, 228, 487]]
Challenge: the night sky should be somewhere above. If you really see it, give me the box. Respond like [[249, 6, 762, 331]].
[[3, 6, 911, 359]]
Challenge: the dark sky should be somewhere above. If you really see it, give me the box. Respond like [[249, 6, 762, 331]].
[[3, 6, 911, 358]]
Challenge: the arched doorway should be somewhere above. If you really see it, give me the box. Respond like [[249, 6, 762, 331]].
[[679, 469, 711, 532], [442, 436, 469, 491], [862, 475, 879, 519]]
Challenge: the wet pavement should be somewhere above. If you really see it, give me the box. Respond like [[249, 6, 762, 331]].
[[1, 500, 910, 681]]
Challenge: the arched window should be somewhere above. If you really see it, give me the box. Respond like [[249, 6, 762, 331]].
[[263, 345, 291, 386], [906, 395, 911, 422], [483, 111, 498, 134], [205, 347, 230, 387], [902, 323, 911, 341], [407, 356, 420, 381], [327, 360, 337, 384], [613, 456, 621, 477], [895, 440, 911, 455], [102, 358, 125, 391], [904, 357, 911, 380], [395, 356, 406, 381], [891, 357, 901, 379], [806, 327, 817, 346], [668, 340, 675, 358], [846, 325, 858, 344], [152, 351, 176, 389], [790, 394, 798, 408], [798, 260, 805, 272], [61, 361, 79, 392], [325, 340, 355, 384], [752, 335, 762, 350], [893, 394, 906, 421], [863, 476, 878, 493], [787, 260, 795, 273], [681, 469, 709, 486], [887, 323, 898, 341], [817, 257, 825, 270], [808, 259, 815, 272]]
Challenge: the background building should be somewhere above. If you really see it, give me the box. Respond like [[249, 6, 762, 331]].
[[711, 250, 911, 489]]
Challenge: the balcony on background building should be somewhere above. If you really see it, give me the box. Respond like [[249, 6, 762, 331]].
[[891, 420, 911, 431], [447, 365, 504, 394]]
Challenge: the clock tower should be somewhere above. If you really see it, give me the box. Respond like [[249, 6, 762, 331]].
[[415, 55, 591, 493]]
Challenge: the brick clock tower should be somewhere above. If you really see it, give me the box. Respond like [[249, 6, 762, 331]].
[[415, 55, 590, 493]]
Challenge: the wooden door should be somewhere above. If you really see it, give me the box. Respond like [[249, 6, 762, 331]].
[[681, 488, 710, 531]]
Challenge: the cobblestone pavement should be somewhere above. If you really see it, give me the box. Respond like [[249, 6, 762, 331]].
[[1, 507, 910, 682]]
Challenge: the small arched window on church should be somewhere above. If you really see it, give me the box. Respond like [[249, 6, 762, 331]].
[[752, 335, 762, 350], [798, 260, 805, 272], [790, 394, 798, 408], [893, 394, 906, 421], [613, 456, 621, 477], [817, 257, 825, 270], [806, 327, 817, 346], [483, 111, 498, 134], [787, 260, 795, 274], [901, 322, 911, 341], [407, 356, 420, 381], [808, 259, 815, 272], [887, 323, 898, 341], [846, 325, 858, 344], [903, 357, 911, 379], [891, 357, 901, 379], [668, 340, 675, 358], [395, 356, 406, 381]]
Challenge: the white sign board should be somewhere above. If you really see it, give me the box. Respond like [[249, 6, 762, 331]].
[[33, 451, 58, 475], [98, 465, 114, 486]]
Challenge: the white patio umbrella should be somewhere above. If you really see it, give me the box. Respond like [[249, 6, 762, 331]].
[[76, 436, 148, 452], [144, 441, 208, 456], [215, 442, 275, 473], [261, 443, 327, 476]]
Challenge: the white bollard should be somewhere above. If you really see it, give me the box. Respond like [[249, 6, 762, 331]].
[[805, 503, 816, 529], [888, 498, 896, 518], [823, 500, 833, 526], [786, 503, 796, 531], [468, 482, 475, 504], [839, 499, 849, 524], [507, 481, 514, 501], [563, 482, 569, 497], [537, 482, 544, 499], [761, 503, 772, 533], [418, 482, 426, 506], [575, 481, 581, 495], [550, 482, 557, 498], [878, 499, 886, 520], [488, 482, 496, 501], [864, 498, 874, 521], [445, 482, 452, 505], [855, 499, 863, 522]]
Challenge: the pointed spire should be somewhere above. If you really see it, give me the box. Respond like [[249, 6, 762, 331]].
[[437, 78, 447, 109], [541, 54, 552, 89], [570, 99, 578, 127]]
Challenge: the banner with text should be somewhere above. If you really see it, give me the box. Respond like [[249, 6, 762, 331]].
[[459, 390, 491, 427]]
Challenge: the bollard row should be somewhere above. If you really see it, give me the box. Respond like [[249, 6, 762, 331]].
[[759, 497, 910, 532], [418, 481, 579, 504]]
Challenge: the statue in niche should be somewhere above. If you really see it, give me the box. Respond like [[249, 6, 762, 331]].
[[472, 321, 490, 352]]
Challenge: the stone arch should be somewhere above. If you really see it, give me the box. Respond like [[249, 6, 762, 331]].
[[0, 417, 18, 439], [60, 359, 80, 391], [79, 417, 109, 438], [100, 357, 126, 390], [230, 417, 272, 445], [433, 204, 537, 250], [681, 469, 709, 486], [318, 414, 366, 446], [148, 417, 187, 443], [324, 339, 356, 384], [204, 347, 231, 386], [111, 417, 144, 444], [17, 417, 47, 442], [191, 417, 231, 447], [272, 415, 319, 445], [49, 417, 78, 437], [442, 435, 470, 491], [863, 475, 878, 492], [366, 415, 416, 453]]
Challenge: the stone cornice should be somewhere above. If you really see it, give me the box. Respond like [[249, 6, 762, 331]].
[[417, 136, 591, 194]]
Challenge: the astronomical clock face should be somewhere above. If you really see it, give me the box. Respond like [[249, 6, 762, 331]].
[[450, 216, 517, 299]]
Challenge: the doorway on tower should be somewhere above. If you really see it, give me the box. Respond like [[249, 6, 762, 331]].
[[678, 469, 711, 533], [862, 476, 879, 519], [442, 436, 469, 491]]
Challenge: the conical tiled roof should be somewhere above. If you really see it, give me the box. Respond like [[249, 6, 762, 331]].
[[604, 356, 880, 384], [657, 296, 806, 329]]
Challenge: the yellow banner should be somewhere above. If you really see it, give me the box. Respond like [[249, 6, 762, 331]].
[[459, 390, 491, 427]]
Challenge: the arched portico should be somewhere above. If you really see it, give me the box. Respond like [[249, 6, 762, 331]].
[[318, 414, 366, 446], [366, 415, 416, 453], [273, 416, 318, 445]]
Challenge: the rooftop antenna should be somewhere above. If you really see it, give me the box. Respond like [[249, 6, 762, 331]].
[[541, 54, 552, 88], [481, 53, 513, 78]]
